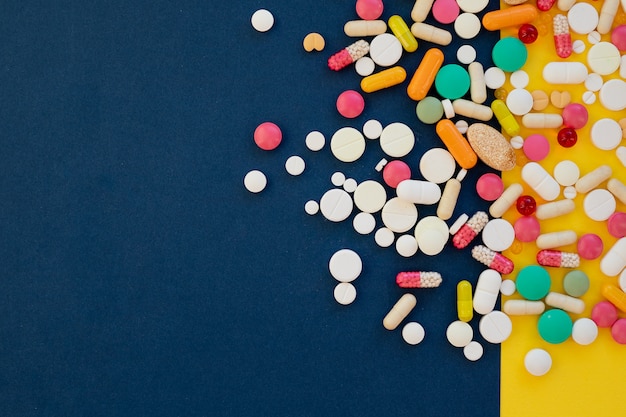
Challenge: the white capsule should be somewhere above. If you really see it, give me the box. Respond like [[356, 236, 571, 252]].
[[535, 199, 576, 220], [473, 269, 502, 315], [410, 22, 452, 45], [522, 113, 563, 129], [452, 99, 493, 121], [543, 62, 588, 84], [396, 179, 442, 205], [536, 230, 578, 249], [608, 178, 626, 205], [575, 165, 612, 194], [503, 300, 545, 315], [489, 183, 523, 218], [468, 62, 487, 104], [600, 237, 626, 277], [522, 162, 561, 201], [545, 292, 585, 314]]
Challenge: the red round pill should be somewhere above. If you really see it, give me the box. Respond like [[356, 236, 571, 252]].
[[518, 24, 538, 44], [591, 301, 618, 328], [336, 90, 365, 119], [607, 212, 626, 238], [523, 134, 550, 161], [476, 173, 504, 201], [516, 195, 536, 216], [577, 233, 604, 260], [254, 122, 282, 150], [611, 319, 626, 344], [432, 0, 460, 24], [557, 128, 577, 148], [562, 103, 588, 129], [383, 160, 411, 188], [355, 0, 383, 20], [514, 216, 540, 242], [611, 25, 626, 51]]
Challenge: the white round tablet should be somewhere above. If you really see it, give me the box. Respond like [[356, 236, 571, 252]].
[[457, 0, 489, 13], [506, 88, 534, 116], [456, 120, 469, 134], [524, 348, 552, 376], [396, 234, 419, 257], [363, 119, 383, 139], [479, 310, 512, 344], [582, 91, 596, 105], [463, 341, 484, 361], [584, 73, 603, 92], [563, 186, 577, 199], [285, 155, 305, 176], [328, 249, 362, 283], [380, 122, 415, 157], [343, 178, 358, 193], [599, 79, 626, 111], [354, 180, 387, 213], [334, 282, 357, 305], [454, 13, 481, 39], [355, 56, 375, 76], [305, 131, 325, 151], [446, 320, 473, 347], [244, 170, 267, 193], [320, 188, 353, 222], [619, 268, 626, 292], [591, 118, 622, 150], [482, 218, 515, 252], [484, 67, 506, 89], [500, 279, 516, 296], [330, 127, 366, 162], [419, 148, 455, 184], [553, 160, 580, 186], [510, 70, 530, 89], [510, 135, 524, 150], [414, 216, 449, 256], [251, 9, 274, 32], [567, 3, 599, 34], [583, 188, 616, 221], [331, 171, 346, 187], [375, 227, 395, 247], [353, 212, 376, 235], [382, 197, 418, 233], [587, 31, 601, 44], [369, 33, 403, 67], [587, 42, 621, 76], [456, 44, 477, 64], [572, 40, 585, 54], [572, 318, 598, 345], [402, 322, 425, 345], [304, 200, 319, 215]]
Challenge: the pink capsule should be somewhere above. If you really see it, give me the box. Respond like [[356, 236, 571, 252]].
[[471, 245, 515, 274], [537, 0, 556, 11], [537, 250, 580, 268], [452, 211, 488, 249], [553, 14, 572, 58], [396, 271, 443, 288], [328, 40, 370, 71]]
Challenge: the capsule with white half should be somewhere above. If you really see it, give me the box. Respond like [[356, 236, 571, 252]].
[[522, 113, 563, 129], [543, 62, 588, 84], [503, 300, 546, 315], [545, 292, 585, 314], [397, 179, 442, 205], [473, 269, 502, 315], [536, 230, 578, 249]]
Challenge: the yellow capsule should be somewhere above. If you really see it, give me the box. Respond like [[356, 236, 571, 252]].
[[388, 15, 418, 52], [457, 280, 473, 322], [361, 66, 407, 93], [491, 99, 520, 137], [602, 284, 626, 313]]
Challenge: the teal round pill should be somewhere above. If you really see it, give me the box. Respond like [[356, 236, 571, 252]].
[[538, 309, 573, 344], [516, 265, 551, 301], [434, 64, 470, 99], [492, 37, 528, 72], [416, 96, 444, 124], [563, 270, 590, 297]]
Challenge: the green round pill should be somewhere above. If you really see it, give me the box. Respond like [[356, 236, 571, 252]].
[[538, 309, 573, 344], [416, 96, 444, 124], [434, 64, 470, 100], [492, 37, 528, 72], [563, 270, 590, 297], [516, 265, 551, 301]]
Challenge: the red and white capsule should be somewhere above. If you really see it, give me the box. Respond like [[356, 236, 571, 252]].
[[471, 245, 515, 275], [396, 271, 443, 288], [537, 249, 580, 268], [553, 14, 572, 58], [328, 40, 370, 71], [452, 211, 488, 249]]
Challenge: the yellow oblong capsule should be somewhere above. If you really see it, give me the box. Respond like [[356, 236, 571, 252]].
[[457, 280, 474, 322], [491, 99, 520, 137], [361, 66, 407, 93], [388, 15, 418, 52]]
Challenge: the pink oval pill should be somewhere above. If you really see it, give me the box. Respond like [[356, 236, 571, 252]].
[[562, 103, 588, 129], [356, 0, 384, 20], [591, 301, 618, 328], [611, 318, 626, 344], [611, 25, 626, 51], [514, 216, 541, 242], [336, 90, 365, 119], [383, 160, 411, 188], [577, 233, 604, 260], [254, 122, 282, 150], [476, 173, 504, 201], [523, 134, 550, 161], [608, 212, 626, 238], [432, 0, 460, 24]]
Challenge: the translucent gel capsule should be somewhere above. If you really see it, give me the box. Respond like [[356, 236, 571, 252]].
[[457, 280, 473, 322], [453, 211, 489, 249], [537, 250, 580, 268], [472, 245, 515, 274], [328, 40, 370, 71], [396, 271, 443, 288], [553, 14, 572, 59]]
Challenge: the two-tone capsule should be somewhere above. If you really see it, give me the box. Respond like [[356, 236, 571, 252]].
[[471, 245, 515, 275], [537, 249, 580, 268], [396, 271, 443, 288], [328, 40, 370, 71], [452, 211, 488, 249]]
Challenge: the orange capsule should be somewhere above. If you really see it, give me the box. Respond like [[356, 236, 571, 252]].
[[602, 284, 626, 313], [482, 4, 539, 31], [407, 48, 444, 101], [435, 119, 478, 169]]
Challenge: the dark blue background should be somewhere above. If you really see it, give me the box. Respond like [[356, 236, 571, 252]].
[[0, 1, 502, 416]]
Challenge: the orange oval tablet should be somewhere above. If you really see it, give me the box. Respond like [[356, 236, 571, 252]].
[[435, 119, 477, 170], [407, 48, 444, 101]]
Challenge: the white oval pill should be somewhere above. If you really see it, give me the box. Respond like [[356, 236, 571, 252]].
[[369, 33, 403, 67], [553, 160, 580, 186], [584, 189, 616, 221], [584, 73, 603, 92], [329, 249, 362, 282], [320, 188, 353, 222], [484, 67, 506, 89], [449, 213, 469, 235], [419, 148, 455, 184], [567, 3, 599, 34], [380, 122, 415, 157], [243, 169, 267, 193], [543, 62, 588, 84], [456, 44, 477, 64], [304, 200, 319, 215], [572, 318, 598, 345], [251, 9, 274, 32], [463, 341, 484, 361], [587, 42, 621, 75], [510, 70, 529, 89], [382, 197, 418, 233], [506, 88, 534, 116], [363, 119, 383, 139], [353, 212, 376, 234], [591, 118, 622, 150], [479, 310, 512, 344], [402, 322, 425, 345], [447, 320, 474, 347], [482, 218, 515, 252], [522, 162, 561, 201], [396, 179, 442, 205], [334, 282, 357, 305], [354, 180, 387, 213], [285, 155, 305, 175], [474, 269, 502, 315], [396, 234, 419, 257], [305, 131, 325, 151], [375, 227, 395, 247], [524, 348, 552, 376], [330, 127, 366, 162], [454, 13, 481, 39], [599, 79, 626, 111], [600, 237, 626, 276], [355, 56, 375, 76]]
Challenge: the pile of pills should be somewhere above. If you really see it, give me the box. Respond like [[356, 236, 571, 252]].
[[246, 2, 626, 375]]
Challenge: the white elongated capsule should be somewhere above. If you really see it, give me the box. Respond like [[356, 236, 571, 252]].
[[600, 237, 626, 277], [522, 162, 561, 201], [489, 183, 523, 218], [383, 293, 417, 330], [545, 292, 585, 314], [503, 300, 546, 315], [543, 62, 588, 84], [412, 0, 436, 23], [452, 99, 493, 121], [557, 0, 576, 11], [575, 165, 612, 193], [522, 113, 563, 129], [437, 178, 461, 220], [618, 147, 626, 167], [597, 0, 620, 34], [468, 62, 487, 104], [536, 230, 578, 249], [608, 178, 626, 205], [410, 22, 452, 45], [536, 199, 576, 220], [473, 269, 502, 315], [397, 179, 442, 205], [344, 20, 388, 37]]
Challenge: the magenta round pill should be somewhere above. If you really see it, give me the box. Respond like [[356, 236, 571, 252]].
[[355, 0, 383, 20], [577, 233, 604, 260], [523, 134, 550, 161], [336, 90, 365, 119], [514, 216, 540, 242], [432, 0, 460, 24], [611, 25, 626, 51], [607, 212, 626, 238], [383, 160, 411, 188], [476, 173, 504, 201], [254, 122, 282, 150], [561, 103, 588, 129], [591, 301, 618, 328], [611, 319, 626, 344]]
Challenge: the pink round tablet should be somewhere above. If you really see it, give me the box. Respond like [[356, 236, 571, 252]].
[[254, 122, 282, 150], [523, 134, 550, 161], [562, 103, 588, 129], [612, 25, 626, 51], [608, 212, 626, 238], [591, 301, 618, 328], [432, 0, 460, 24], [514, 216, 540, 242], [383, 160, 411, 188], [476, 173, 504, 201], [336, 90, 365, 119], [577, 233, 604, 260], [611, 319, 626, 344], [356, 0, 384, 20]]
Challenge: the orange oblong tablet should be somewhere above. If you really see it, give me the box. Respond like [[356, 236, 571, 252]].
[[435, 119, 477, 170], [407, 48, 444, 101], [361, 66, 407, 93], [482, 4, 539, 31]]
